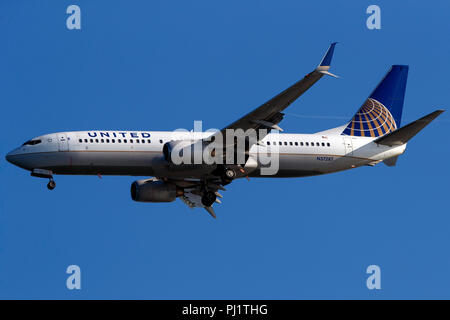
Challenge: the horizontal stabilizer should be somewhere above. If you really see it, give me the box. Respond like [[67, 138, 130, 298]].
[[383, 156, 399, 167], [375, 109, 445, 146]]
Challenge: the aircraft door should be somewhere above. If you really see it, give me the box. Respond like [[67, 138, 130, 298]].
[[57, 133, 69, 151], [343, 137, 353, 155]]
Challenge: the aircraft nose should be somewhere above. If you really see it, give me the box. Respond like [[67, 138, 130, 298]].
[[5, 151, 14, 164], [5, 148, 21, 166], [5, 147, 34, 170]]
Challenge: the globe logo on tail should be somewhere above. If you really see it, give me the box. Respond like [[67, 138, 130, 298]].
[[342, 98, 397, 137]]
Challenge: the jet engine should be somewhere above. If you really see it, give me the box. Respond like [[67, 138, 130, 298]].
[[163, 140, 201, 166], [162, 140, 219, 177], [130, 179, 181, 202]]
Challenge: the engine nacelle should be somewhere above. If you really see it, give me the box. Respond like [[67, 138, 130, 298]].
[[130, 180, 178, 202], [162, 140, 217, 174], [163, 140, 198, 166]]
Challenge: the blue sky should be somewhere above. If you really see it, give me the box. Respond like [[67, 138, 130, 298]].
[[0, 0, 449, 299]]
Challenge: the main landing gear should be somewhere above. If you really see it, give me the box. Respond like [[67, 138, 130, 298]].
[[201, 167, 236, 207], [212, 165, 237, 185], [200, 177, 218, 207], [220, 167, 236, 185], [31, 169, 56, 190], [201, 191, 216, 207]]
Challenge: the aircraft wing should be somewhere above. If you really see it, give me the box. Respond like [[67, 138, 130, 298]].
[[219, 42, 338, 136], [168, 43, 340, 218]]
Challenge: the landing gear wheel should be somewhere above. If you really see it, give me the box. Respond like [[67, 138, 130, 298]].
[[47, 179, 56, 190], [201, 191, 216, 207], [224, 168, 236, 179], [221, 168, 236, 185]]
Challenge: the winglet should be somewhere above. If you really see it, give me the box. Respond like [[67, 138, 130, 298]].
[[319, 42, 338, 67], [317, 42, 339, 77]]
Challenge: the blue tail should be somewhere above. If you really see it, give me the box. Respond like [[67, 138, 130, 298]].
[[342, 65, 408, 137]]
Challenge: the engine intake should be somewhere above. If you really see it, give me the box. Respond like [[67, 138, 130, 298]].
[[162, 140, 217, 174], [131, 180, 179, 202], [163, 140, 199, 165]]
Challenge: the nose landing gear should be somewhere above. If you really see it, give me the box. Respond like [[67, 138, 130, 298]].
[[31, 169, 56, 190], [47, 178, 56, 190]]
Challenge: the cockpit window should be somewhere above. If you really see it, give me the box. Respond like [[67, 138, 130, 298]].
[[22, 139, 42, 146]]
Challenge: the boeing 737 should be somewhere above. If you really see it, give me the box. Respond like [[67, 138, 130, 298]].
[[5, 43, 444, 218]]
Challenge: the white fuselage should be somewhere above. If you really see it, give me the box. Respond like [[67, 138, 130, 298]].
[[5, 130, 406, 179]]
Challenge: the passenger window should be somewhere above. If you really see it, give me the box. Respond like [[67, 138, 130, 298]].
[[136, 139, 140, 143], [295, 142, 298, 146], [300, 142, 304, 146], [305, 142, 309, 146], [160, 139, 163, 144], [124, 139, 127, 143], [142, 139, 145, 143], [95, 139, 99, 143], [118, 139, 121, 143], [130, 139, 133, 143], [106, 139, 110, 143], [327, 142, 331, 147], [90, 139, 93, 143], [101, 139, 105, 143], [147, 139, 151, 143], [267, 141, 270, 145], [78, 139, 82, 143], [112, 139, 115, 143], [84, 139, 88, 143], [279, 141, 282, 145], [289, 142, 293, 146], [284, 142, 287, 145], [322, 142, 325, 146]]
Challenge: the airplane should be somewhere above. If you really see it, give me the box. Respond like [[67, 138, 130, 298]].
[[5, 43, 444, 218]]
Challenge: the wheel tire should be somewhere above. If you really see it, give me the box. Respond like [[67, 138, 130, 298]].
[[201, 191, 216, 207], [224, 168, 236, 179], [47, 180, 56, 190], [221, 168, 236, 185]]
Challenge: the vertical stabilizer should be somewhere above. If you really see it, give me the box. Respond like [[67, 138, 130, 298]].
[[342, 65, 408, 137]]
